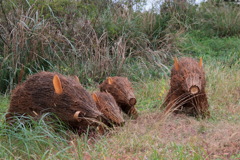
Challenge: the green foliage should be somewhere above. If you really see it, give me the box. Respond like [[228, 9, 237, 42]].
[[0, 96, 8, 113], [178, 32, 240, 65]]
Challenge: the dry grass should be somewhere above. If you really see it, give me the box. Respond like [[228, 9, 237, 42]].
[[100, 113, 239, 159], [206, 62, 240, 122]]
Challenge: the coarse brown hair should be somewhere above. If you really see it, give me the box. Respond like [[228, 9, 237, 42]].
[[163, 57, 210, 118], [92, 92, 125, 127], [99, 76, 138, 119], [6, 71, 104, 131]]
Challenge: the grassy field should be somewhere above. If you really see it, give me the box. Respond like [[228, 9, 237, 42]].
[[0, 0, 240, 159], [0, 55, 239, 159]]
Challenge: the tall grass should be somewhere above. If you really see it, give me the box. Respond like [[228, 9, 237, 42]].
[[197, 1, 240, 37], [0, 0, 171, 93], [0, 113, 73, 159]]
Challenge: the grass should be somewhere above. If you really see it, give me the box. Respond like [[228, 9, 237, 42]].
[[0, 54, 239, 159], [178, 31, 240, 62]]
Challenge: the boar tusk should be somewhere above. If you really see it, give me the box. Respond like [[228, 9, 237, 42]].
[[32, 111, 38, 116], [73, 111, 81, 121]]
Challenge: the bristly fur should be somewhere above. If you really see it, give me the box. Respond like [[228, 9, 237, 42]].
[[99, 76, 138, 119], [93, 92, 125, 127], [6, 71, 104, 131], [163, 57, 210, 118]]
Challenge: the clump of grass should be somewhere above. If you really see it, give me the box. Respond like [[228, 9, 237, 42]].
[[0, 113, 74, 159], [206, 62, 240, 122], [134, 78, 168, 112]]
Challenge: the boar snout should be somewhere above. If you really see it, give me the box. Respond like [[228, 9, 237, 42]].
[[185, 75, 202, 95], [129, 97, 136, 106], [189, 85, 200, 94]]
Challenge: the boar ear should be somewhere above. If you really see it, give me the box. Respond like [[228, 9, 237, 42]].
[[74, 75, 80, 83], [199, 57, 203, 68], [107, 77, 113, 85], [92, 93, 99, 102], [53, 75, 63, 94], [174, 57, 180, 71]]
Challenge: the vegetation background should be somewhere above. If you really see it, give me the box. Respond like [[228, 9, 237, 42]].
[[0, 0, 239, 159]]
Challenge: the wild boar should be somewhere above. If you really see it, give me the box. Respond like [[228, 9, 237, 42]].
[[6, 71, 104, 131], [92, 92, 125, 127], [163, 57, 210, 118], [99, 77, 138, 119]]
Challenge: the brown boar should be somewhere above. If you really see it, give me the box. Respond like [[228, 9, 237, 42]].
[[99, 77, 138, 119], [92, 92, 125, 127], [6, 71, 104, 131], [163, 57, 210, 118]]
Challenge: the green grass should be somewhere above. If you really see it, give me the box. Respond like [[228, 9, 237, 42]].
[[134, 79, 168, 112], [178, 31, 240, 63], [0, 96, 9, 113]]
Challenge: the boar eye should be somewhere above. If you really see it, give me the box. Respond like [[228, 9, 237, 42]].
[[199, 76, 202, 79]]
